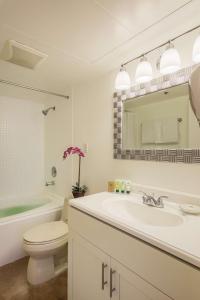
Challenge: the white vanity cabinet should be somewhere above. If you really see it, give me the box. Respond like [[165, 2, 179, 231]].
[[69, 233, 169, 300], [68, 206, 200, 300]]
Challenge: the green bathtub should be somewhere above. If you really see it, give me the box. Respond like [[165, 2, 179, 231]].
[[0, 204, 43, 218]]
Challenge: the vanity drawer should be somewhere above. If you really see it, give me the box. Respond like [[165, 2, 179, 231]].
[[69, 207, 200, 300]]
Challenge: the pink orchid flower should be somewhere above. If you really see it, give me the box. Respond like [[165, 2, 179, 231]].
[[63, 146, 85, 159], [63, 146, 87, 197]]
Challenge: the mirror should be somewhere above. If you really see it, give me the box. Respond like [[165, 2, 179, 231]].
[[122, 83, 200, 150], [113, 65, 200, 163]]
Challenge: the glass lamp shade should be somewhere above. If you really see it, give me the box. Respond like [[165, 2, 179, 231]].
[[115, 67, 131, 90], [193, 35, 200, 63], [135, 57, 153, 84], [160, 43, 181, 75]]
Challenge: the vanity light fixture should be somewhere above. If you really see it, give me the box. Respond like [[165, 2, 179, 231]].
[[192, 34, 200, 63], [135, 55, 153, 83], [160, 41, 181, 75], [115, 66, 131, 90], [115, 24, 200, 91]]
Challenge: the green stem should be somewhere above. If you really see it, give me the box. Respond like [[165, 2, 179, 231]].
[[78, 155, 81, 189]]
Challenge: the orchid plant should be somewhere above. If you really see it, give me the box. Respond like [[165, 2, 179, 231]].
[[63, 146, 87, 197]]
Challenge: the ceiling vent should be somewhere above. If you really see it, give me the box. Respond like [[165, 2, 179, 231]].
[[0, 40, 48, 69]]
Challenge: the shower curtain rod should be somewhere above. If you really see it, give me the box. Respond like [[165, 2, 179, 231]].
[[0, 78, 69, 99]]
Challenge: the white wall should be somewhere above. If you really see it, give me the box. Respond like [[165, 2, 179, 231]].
[[73, 70, 200, 196]]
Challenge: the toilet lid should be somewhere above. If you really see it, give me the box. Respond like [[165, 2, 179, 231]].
[[23, 221, 68, 243]]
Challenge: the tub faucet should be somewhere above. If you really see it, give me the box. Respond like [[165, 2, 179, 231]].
[[141, 192, 168, 208], [45, 181, 55, 186]]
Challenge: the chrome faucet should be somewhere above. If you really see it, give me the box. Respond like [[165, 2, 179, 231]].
[[141, 192, 168, 208]]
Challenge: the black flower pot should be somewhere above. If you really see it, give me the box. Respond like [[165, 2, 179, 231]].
[[72, 191, 85, 198]]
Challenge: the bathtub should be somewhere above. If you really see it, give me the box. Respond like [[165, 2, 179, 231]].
[[0, 193, 64, 266]]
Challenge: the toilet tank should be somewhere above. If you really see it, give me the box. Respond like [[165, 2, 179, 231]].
[[61, 198, 69, 222]]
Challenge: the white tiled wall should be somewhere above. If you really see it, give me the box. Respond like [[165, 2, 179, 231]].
[[0, 97, 44, 199]]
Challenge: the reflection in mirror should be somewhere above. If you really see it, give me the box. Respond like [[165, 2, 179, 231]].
[[122, 84, 200, 150]]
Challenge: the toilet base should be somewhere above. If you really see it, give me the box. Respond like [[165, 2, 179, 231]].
[[27, 256, 67, 285]]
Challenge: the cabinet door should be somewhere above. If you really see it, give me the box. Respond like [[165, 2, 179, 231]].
[[110, 259, 171, 300], [70, 233, 110, 300]]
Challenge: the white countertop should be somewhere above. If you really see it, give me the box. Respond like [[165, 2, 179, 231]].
[[70, 192, 200, 268]]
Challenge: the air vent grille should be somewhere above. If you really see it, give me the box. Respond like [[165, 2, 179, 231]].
[[1, 40, 48, 69]]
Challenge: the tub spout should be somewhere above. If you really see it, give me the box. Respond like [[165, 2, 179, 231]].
[[45, 181, 55, 186]]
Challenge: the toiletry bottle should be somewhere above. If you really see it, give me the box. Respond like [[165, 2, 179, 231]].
[[121, 180, 125, 193], [126, 181, 131, 194], [115, 180, 120, 193], [108, 181, 115, 193]]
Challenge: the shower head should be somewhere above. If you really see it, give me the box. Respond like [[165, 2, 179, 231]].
[[42, 106, 55, 116]]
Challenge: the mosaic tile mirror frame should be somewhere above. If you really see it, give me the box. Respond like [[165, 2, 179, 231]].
[[113, 65, 200, 163]]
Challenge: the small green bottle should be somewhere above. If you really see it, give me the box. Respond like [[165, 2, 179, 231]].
[[115, 180, 120, 193], [121, 181, 125, 193]]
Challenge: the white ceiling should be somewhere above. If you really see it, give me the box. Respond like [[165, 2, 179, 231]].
[[0, 0, 199, 93]]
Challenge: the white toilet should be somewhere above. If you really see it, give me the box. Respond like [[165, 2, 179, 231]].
[[23, 200, 69, 285]]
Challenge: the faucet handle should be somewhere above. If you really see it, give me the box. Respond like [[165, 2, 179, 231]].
[[139, 191, 152, 205], [156, 195, 168, 208]]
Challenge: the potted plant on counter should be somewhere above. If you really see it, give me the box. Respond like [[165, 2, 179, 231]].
[[63, 146, 88, 198]]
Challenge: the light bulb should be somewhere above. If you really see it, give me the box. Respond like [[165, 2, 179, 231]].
[[135, 56, 153, 84], [160, 42, 181, 75], [115, 66, 131, 90], [193, 35, 200, 63]]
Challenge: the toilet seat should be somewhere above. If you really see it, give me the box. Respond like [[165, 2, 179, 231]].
[[24, 234, 68, 246], [24, 234, 68, 256], [23, 221, 68, 245]]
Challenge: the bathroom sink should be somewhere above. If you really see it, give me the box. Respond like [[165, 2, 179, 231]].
[[104, 200, 183, 227]]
